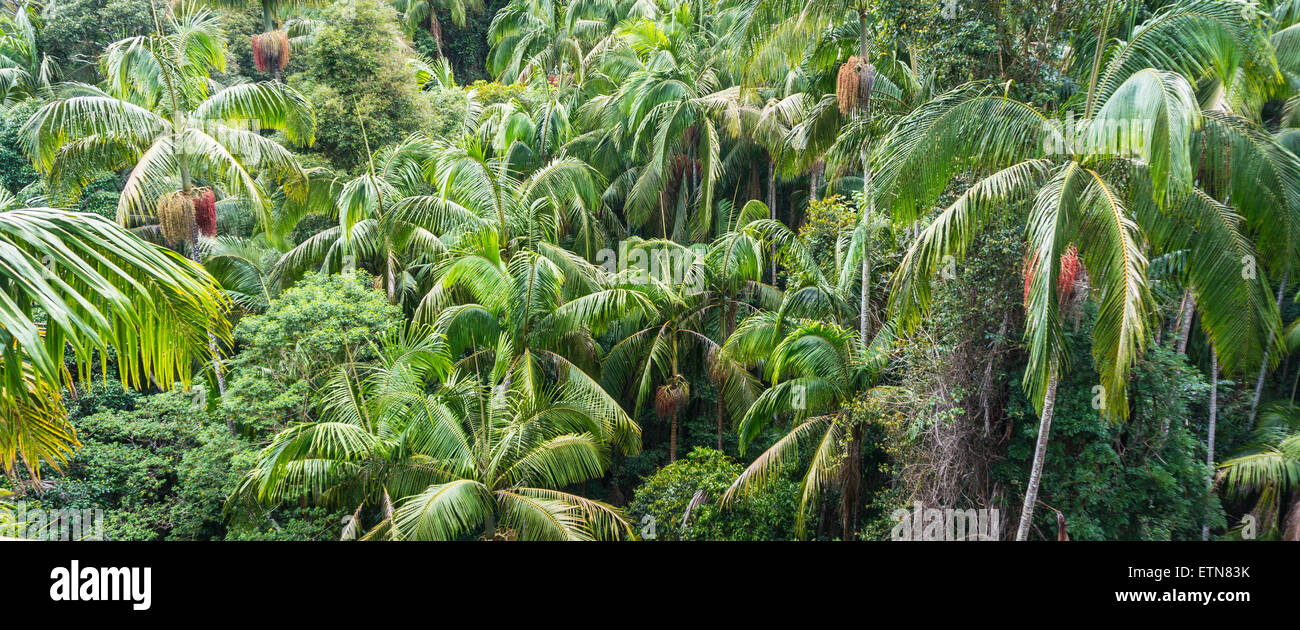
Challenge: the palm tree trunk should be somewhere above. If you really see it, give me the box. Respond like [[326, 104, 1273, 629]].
[[767, 157, 776, 284], [857, 9, 871, 196], [716, 299, 737, 450], [483, 508, 497, 540], [386, 250, 397, 304], [1283, 490, 1300, 541], [263, 6, 280, 82], [839, 421, 862, 540], [1249, 271, 1289, 426], [430, 11, 444, 57], [715, 395, 724, 450], [1175, 289, 1195, 354], [809, 160, 821, 202], [670, 408, 678, 463], [1015, 370, 1059, 541], [187, 238, 227, 414], [1203, 345, 1218, 541], [856, 13, 874, 347], [859, 252, 870, 345]]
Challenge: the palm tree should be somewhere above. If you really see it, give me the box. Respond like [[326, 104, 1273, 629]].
[[720, 307, 894, 540], [873, 0, 1286, 539], [275, 130, 612, 309], [22, 2, 314, 238], [0, 195, 230, 479], [274, 133, 443, 303], [235, 325, 637, 540], [425, 133, 607, 257], [601, 6, 729, 241], [1218, 402, 1300, 540], [421, 226, 653, 405], [699, 199, 781, 446], [0, 2, 56, 107], [598, 238, 752, 461], [486, 0, 614, 85], [393, 0, 485, 57]]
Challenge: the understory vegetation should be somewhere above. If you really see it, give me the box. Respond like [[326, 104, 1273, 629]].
[[5, 0, 1300, 541]]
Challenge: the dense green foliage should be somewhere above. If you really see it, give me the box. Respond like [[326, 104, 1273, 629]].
[[8, 0, 1300, 543], [222, 271, 402, 434], [628, 447, 801, 540], [292, 0, 434, 170]]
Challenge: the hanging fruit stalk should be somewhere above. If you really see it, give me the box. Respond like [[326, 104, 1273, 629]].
[[251, 29, 290, 75], [836, 55, 876, 116], [193, 187, 217, 237], [1022, 244, 1081, 306], [157, 190, 197, 249]]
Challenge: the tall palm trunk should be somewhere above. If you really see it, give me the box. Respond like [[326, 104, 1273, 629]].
[[1175, 289, 1195, 354], [263, 6, 280, 82], [839, 421, 862, 540], [1249, 271, 1289, 426], [483, 508, 496, 540], [191, 238, 227, 400], [670, 408, 678, 463], [767, 157, 776, 283], [670, 345, 680, 462], [860, 249, 870, 344], [1283, 491, 1300, 541], [386, 249, 397, 303], [857, 9, 873, 346], [429, 11, 444, 58], [809, 160, 822, 202], [714, 392, 724, 450], [716, 299, 736, 449], [1203, 345, 1218, 540], [1015, 370, 1059, 540]]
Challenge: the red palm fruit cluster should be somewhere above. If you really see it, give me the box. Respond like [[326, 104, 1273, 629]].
[[1023, 244, 1082, 306], [251, 30, 289, 74], [192, 187, 216, 237]]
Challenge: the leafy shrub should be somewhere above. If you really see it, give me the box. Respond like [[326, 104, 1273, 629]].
[[291, 0, 433, 171], [25, 389, 245, 541], [222, 272, 402, 434], [628, 447, 801, 541], [0, 102, 38, 194], [466, 79, 536, 107]]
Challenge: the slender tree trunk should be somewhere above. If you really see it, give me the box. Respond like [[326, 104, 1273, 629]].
[[859, 252, 871, 345], [809, 160, 821, 202], [715, 395, 724, 450], [1203, 346, 1218, 541], [1016, 370, 1059, 541], [856, 13, 874, 347], [858, 10, 871, 195], [187, 234, 228, 432], [839, 422, 862, 540], [716, 300, 736, 450], [1175, 290, 1195, 354], [483, 508, 497, 540], [430, 11, 444, 57], [669, 408, 678, 463], [1175, 289, 1190, 353], [386, 250, 397, 304], [767, 157, 776, 284], [1249, 271, 1289, 426], [1283, 491, 1300, 541]]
